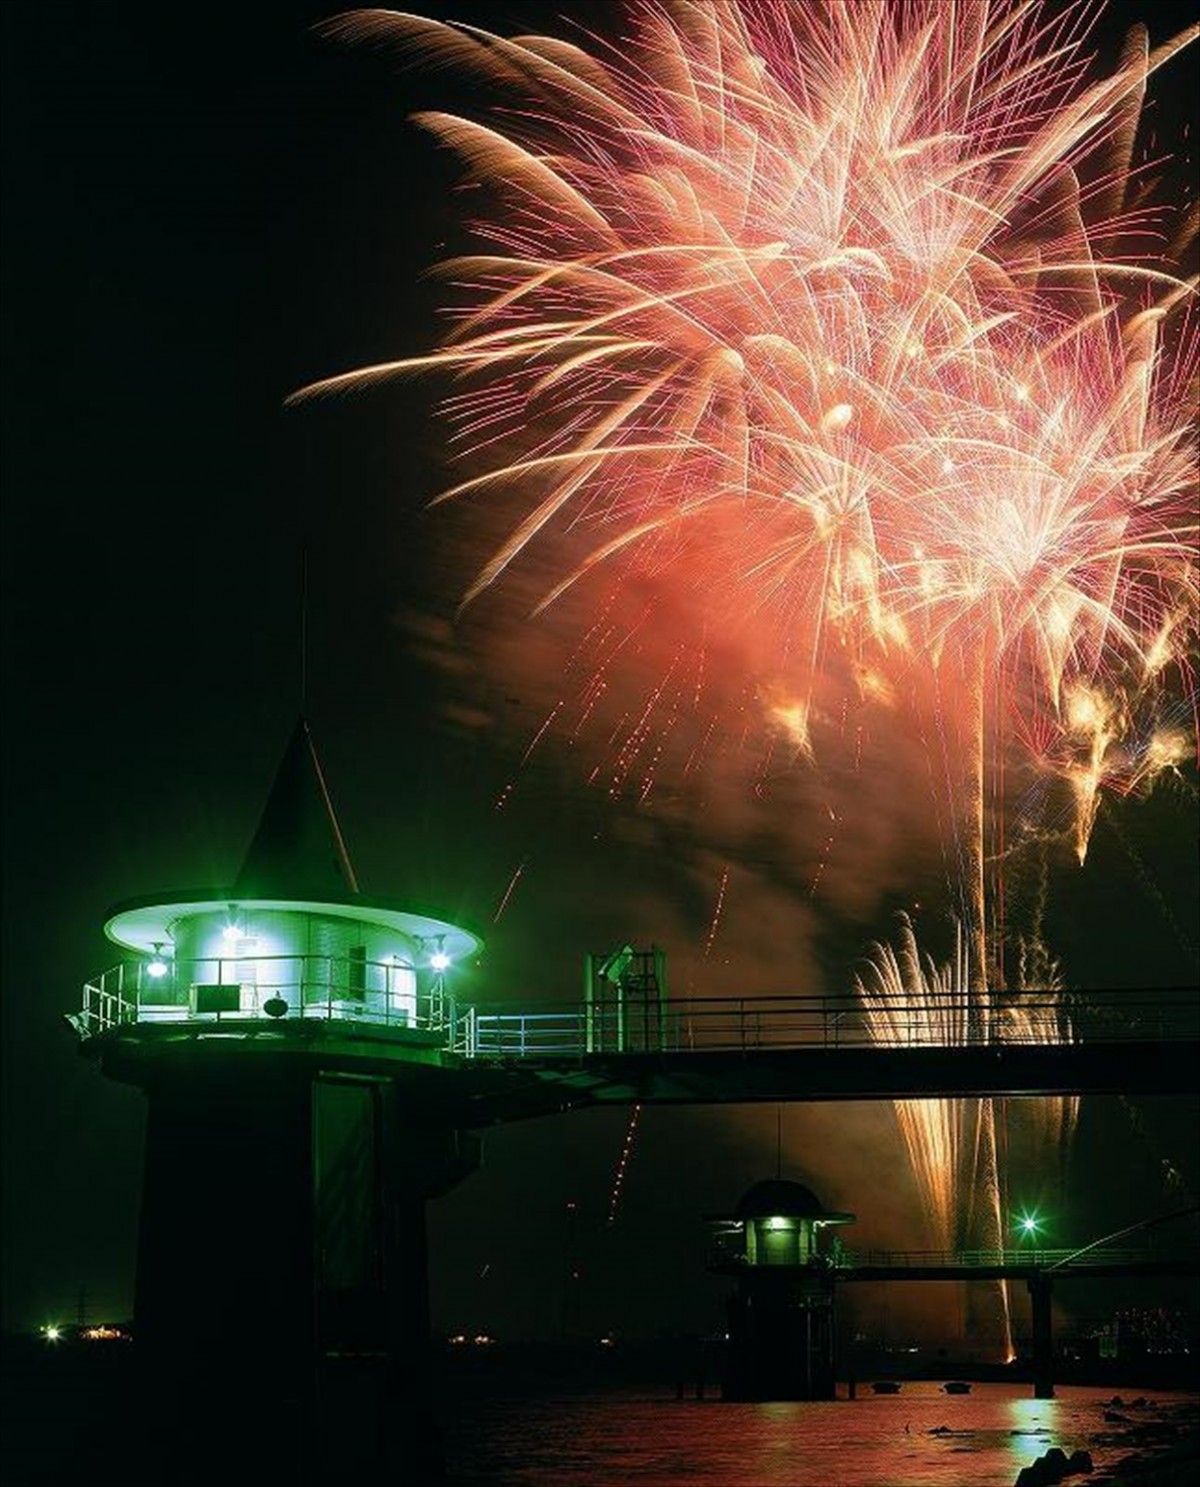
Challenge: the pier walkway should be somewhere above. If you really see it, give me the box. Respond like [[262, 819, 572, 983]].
[[76, 969, 1199, 1116]]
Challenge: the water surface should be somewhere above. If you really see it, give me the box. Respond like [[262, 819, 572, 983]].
[[443, 1383, 1196, 1486]]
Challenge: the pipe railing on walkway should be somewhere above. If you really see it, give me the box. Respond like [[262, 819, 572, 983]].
[[76, 954, 452, 1039], [74, 970, 1197, 1061], [705, 1243, 1194, 1272], [452, 988, 1198, 1059]]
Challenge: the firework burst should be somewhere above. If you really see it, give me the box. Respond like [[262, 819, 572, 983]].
[[294, 0, 1198, 1345], [297, 1, 1196, 883]]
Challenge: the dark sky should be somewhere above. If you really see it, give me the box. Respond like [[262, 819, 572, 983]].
[[2, 0, 1197, 1344]]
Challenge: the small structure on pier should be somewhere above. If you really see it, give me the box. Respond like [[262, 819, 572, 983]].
[[708, 1177, 855, 1400], [583, 943, 667, 1051]]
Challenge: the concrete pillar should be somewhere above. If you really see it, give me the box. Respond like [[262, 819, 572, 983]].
[[126, 1057, 479, 1485], [1028, 1273, 1055, 1400]]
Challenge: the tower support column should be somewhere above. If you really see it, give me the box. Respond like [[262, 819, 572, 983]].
[[125, 1053, 479, 1485]]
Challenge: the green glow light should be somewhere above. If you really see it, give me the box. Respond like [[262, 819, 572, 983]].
[[42, 1324, 61, 1343], [1015, 1209, 1044, 1239], [430, 950, 451, 972]]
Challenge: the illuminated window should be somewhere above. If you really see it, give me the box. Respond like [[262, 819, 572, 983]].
[[348, 945, 367, 1000]]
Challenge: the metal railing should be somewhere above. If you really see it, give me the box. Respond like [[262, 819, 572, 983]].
[[75, 971, 1197, 1063], [77, 954, 456, 1041], [835, 1246, 1174, 1270], [706, 1243, 1192, 1271], [451, 988, 1199, 1059]]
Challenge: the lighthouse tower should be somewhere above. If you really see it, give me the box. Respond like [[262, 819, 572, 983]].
[[707, 1178, 855, 1400], [70, 719, 482, 1484]]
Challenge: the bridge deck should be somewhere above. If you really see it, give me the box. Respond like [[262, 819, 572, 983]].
[[439, 1039, 1200, 1123], [79, 983, 1199, 1121], [708, 1243, 1200, 1284]]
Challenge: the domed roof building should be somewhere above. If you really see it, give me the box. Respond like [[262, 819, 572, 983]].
[[708, 1175, 855, 1400], [711, 1177, 855, 1270], [734, 1178, 853, 1224]]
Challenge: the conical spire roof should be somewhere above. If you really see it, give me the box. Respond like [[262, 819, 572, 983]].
[[232, 718, 359, 900], [105, 717, 482, 959]]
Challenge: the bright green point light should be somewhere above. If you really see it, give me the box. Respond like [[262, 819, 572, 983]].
[[1015, 1210, 1044, 1238], [42, 1324, 61, 1342], [765, 1216, 791, 1231], [430, 951, 451, 972]]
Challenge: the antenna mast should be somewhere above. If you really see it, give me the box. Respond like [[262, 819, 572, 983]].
[[300, 546, 309, 714]]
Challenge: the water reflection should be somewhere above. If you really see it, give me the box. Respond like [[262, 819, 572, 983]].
[[444, 1384, 1191, 1486], [1004, 1396, 1059, 1478]]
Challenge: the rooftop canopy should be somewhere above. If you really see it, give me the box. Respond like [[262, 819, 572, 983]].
[[709, 1177, 856, 1227]]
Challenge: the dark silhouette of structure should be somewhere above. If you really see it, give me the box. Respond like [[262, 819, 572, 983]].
[[708, 1178, 855, 1399]]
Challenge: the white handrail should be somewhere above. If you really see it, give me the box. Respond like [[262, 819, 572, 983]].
[[71, 974, 1199, 1058]]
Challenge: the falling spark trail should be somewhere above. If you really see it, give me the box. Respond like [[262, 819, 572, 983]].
[[858, 918, 1021, 1358], [492, 861, 526, 923], [805, 803, 837, 898], [703, 866, 730, 960], [607, 1102, 642, 1224], [522, 703, 565, 765]]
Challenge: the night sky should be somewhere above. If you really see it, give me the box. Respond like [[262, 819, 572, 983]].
[[2, 0, 1197, 1346]]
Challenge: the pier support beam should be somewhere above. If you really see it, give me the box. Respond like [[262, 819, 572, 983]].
[[127, 1057, 479, 1485], [1028, 1273, 1055, 1399], [723, 1269, 839, 1400]]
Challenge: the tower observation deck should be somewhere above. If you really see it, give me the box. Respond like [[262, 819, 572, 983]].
[[70, 719, 485, 1487], [78, 716, 480, 1077]]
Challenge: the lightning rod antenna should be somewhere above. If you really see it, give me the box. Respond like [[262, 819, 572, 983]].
[[300, 546, 309, 714], [775, 1106, 783, 1179]]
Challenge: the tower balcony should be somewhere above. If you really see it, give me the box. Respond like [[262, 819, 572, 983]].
[[75, 952, 457, 1043]]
